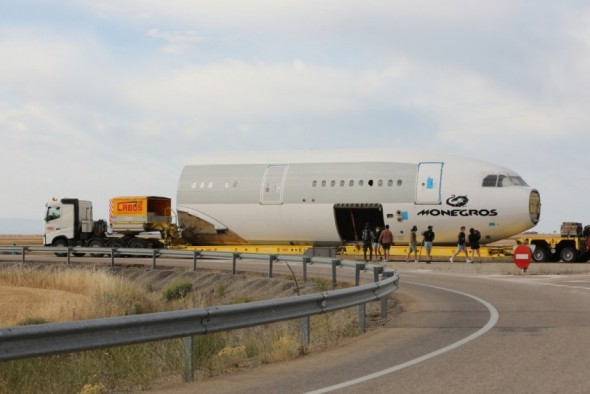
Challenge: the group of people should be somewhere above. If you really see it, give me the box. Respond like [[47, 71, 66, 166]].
[[449, 226, 482, 263], [361, 223, 482, 263], [361, 223, 393, 262]]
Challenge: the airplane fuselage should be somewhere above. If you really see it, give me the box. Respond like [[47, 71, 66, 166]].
[[176, 151, 541, 246]]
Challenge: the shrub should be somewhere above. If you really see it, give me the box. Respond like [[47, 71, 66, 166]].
[[161, 277, 193, 301]]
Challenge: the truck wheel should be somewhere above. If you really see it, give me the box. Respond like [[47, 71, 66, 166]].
[[52, 238, 69, 257], [108, 238, 126, 257], [532, 247, 549, 262], [560, 247, 578, 263], [88, 238, 105, 257]]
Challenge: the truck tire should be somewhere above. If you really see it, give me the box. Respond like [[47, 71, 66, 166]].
[[532, 247, 549, 262], [108, 238, 126, 256], [88, 238, 105, 257], [52, 238, 69, 257], [560, 247, 578, 263]]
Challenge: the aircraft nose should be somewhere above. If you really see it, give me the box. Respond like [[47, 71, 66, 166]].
[[529, 189, 541, 225]]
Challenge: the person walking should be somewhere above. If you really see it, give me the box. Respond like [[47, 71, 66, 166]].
[[361, 223, 375, 262], [468, 227, 482, 263], [422, 225, 435, 264], [378, 224, 394, 261], [406, 225, 419, 263], [374, 226, 382, 260], [450, 226, 471, 263]]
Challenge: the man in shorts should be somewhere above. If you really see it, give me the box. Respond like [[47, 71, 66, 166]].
[[406, 225, 418, 263], [378, 224, 394, 261], [450, 226, 471, 263], [422, 225, 435, 264]]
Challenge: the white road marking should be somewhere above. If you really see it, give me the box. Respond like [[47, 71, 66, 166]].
[[305, 282, 499, 394]]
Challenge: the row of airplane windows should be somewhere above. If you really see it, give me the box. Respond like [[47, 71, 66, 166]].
[[312, 179, 403, 187], [190, 178, 404, 190]]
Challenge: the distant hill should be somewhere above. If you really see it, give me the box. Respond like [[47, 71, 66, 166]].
[[0, 218, 42, 235]]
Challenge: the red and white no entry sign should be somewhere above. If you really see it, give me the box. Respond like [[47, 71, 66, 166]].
[[514, 244, 532, 270]]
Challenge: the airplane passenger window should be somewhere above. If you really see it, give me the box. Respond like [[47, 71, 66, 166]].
[[359, 180, 364, 186], [312, 180, 317, 187], [378, 180, 383, 187], [208, 182, 213, 189], [397, 180, 403, 187], [200, 182, 205, 189], [233, 181, 239, 188], [331, 180, 336, 187], [191, 182, 197, 189], [388, 180, 393, 187], [349, 180, 354, 187], [340, 180, 345, 187], [368, 180, 374, 187], [321, 180, 326, 187], [225, 182, 229, 189], [482, 175, 498, 187]]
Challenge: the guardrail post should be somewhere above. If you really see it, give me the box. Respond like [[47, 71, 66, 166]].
[[232, 253, 238, 275], [268, 255, 277, 278], [359, 303, 366, 334], [300, 316, 310, 351], [21, 247, 26, 263], [331, 259, 340, 289], [182, 336, 195, 382], [302, 257, 310, 283], [380, 271, 395, 318], [355, 263, 365, 286], [152, 249, 157, 269], [193, 251, 198, 271], [67, 247, 72, 264], [373, 266, 384, 282], [111, 248, 115, 267]]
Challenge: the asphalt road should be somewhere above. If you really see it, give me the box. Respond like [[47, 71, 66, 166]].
[[148, 263, 590, 394]]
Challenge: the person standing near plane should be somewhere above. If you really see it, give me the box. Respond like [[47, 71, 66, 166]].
[[450, 226, 471, 263], [468, 227, 482, 263], [361, 223, 375, 262], [378, 224, 394, 261], [422, 225, 435, 264], [374, 226, 382, 260], [406, 225, 419, 263]]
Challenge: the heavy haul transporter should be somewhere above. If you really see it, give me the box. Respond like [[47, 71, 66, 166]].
[[44, 196, 182, 255]]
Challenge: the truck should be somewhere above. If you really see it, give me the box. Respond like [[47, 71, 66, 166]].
[[518, 222, 590, 263], [44, 196, 183, 256]]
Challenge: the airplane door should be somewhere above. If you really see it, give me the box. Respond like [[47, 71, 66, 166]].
[[261, 165, 288, 204], [416, 162, 443, 205]]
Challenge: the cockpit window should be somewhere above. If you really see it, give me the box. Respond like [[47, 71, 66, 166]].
[[483, 174, 529, 187], [482, 175, 498, 187]]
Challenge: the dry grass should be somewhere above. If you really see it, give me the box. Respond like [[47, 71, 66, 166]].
[[0, 263, 394, 393]]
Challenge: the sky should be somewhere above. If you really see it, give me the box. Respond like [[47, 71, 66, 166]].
[[1, 0, 589, 234]]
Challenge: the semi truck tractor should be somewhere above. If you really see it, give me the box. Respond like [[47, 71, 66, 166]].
[[44, 196, 182, 256]]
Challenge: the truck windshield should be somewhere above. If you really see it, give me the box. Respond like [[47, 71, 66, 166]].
[[46, 206, 60, 221]]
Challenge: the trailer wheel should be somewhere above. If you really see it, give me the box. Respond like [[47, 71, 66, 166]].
[[532, 247, 549, 262], [560, 247, 578, 263], [88, 238, 105, 257], [128, 238, 148, 249]]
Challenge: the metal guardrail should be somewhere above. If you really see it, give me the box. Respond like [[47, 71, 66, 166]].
[[0, 246, 399, 382]]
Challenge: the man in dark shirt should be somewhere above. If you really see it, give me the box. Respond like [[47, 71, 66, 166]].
[[422, 225, 435, 264]]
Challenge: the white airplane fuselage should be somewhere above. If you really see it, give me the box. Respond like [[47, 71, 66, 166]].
[[176, 150, 541, 246]]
